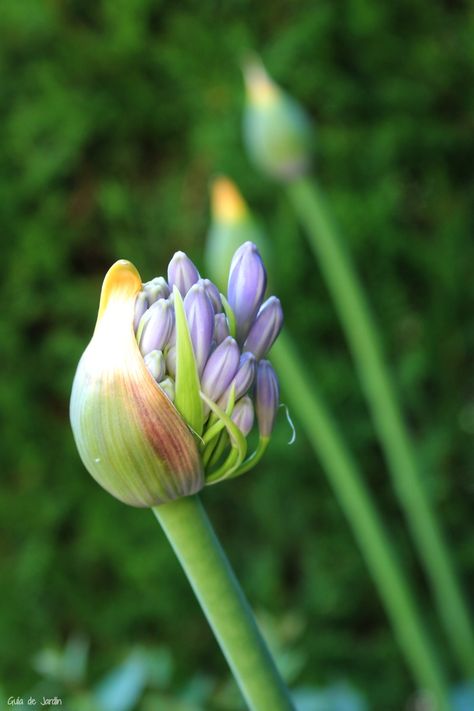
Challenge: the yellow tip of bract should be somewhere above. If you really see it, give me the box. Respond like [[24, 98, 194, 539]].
[[70, 260, 204, 508], [211, 177, 248, 224], [243, 56, 279, 107]]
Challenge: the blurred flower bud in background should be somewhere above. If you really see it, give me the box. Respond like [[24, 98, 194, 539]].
[[242, 56, 313, 181]]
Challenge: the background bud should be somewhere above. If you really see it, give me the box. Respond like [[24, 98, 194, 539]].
[[243, 57, 313, 181], [144, 349, 166, 382], [143, 276, 170, 304], [201, 336, 240, 402]]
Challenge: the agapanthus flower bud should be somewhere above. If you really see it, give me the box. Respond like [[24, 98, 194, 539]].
[[227, 241, 267, 343], [184, 283, 214, 375], [70, 260, 203, 507], [243, 57, 312, 182], [243, 296, 283, 360], [133, 291, 148, 331], [231, 396, 254, 436], [144, 349, 166, 382], [214, 313, 230, 345], [159, 377, 175, 402], [165, 345, 176, 379], [71, 243, 284, 500], [219, 352, 256, 408], [143, 276, 170, 304], [255, 360, 279, 437], [201, 336, 240, 402], [167, 251, 200, 296], [201, 278, 223, 313], [138, 298, 174, 356]]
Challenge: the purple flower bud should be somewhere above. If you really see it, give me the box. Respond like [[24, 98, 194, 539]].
[[184, 283, 215, 375], [231, 396, 254, 436], [133, 292, 148, 332], [159, 377, 175, 402], [243, 296, 283, 360], [255, 360, 279, 437], [214, 313, 230, 345], [143, 276, 170, 304], [201, 278, 223, 313], [167, 251, 200, 296], [219, 352, 256, 408], [139, 298, 174, 356], [227, 241, 267, 343], [201, 336, 240, 402], [165, 345, 176, 378], [144, 349, 166, 382]]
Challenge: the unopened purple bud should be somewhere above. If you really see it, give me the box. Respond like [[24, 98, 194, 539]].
[[143, 276, 170, 304], [201, 278, 223, 313], [165, 345, 176, 378], [243, 296, 283, 360], [139, 298, 174, 356], [184, 283, 215, 375], [214, 313, 230, 345], [255, 360, 279, 437], [144, 349, 166, 382], [167, 251, 200, 296], [201, 336, 240, 402], [227, 241, 267, 343], [219, 352, 256, 408], [232, 396, 254, 436], [134, 292, 148, 332], [159, 377, 175, 402]]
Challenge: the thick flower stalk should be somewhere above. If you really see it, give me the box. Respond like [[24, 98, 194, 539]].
[[71, 244, 282, 506]]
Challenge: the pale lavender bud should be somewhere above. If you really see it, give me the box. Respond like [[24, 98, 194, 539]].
[[143, 276, 170, 304], [231, 396, 254, 436], [201, 278, 223, 313], [133, 292, 148, 332], [201, 336, 240, 402], [243, 296, 283, 360], [227, 241, 267, 343], [219, 352, 256, 408], [165, 345, 176, 378], [255, 360, 279, 437], [184, 283, 215, 375], [139, 298, 174, 356], [167, 251, 200, 296], [214, 313, 230, 345], [159, 377, 175, 402], [144, 350, 166, 382]]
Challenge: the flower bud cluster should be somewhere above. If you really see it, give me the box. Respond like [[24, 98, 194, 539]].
[[134, 243, 282, 444]]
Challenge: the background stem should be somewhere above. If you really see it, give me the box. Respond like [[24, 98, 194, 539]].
[[287, 176, 474, 678], [153, 495, 295, 711], [272, 334, 451, 710]]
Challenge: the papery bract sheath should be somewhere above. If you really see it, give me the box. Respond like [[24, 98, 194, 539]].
[[70, 260, 203, 507]]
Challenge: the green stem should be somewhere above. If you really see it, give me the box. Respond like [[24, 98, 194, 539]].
[[153, 495, 295, 711], [288, 176, 474, 679], [272, 334, 451, 710]]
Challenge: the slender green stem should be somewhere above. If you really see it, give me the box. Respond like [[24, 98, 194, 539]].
[[153, 495, 295, 711], [272, 334, 451, 710], [287, 176, 474, 679]]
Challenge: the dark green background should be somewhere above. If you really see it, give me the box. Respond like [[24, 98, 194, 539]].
[[1, 1, 473, 709]]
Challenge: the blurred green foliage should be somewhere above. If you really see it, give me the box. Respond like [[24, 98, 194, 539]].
[[0, 1, 473, 709]]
